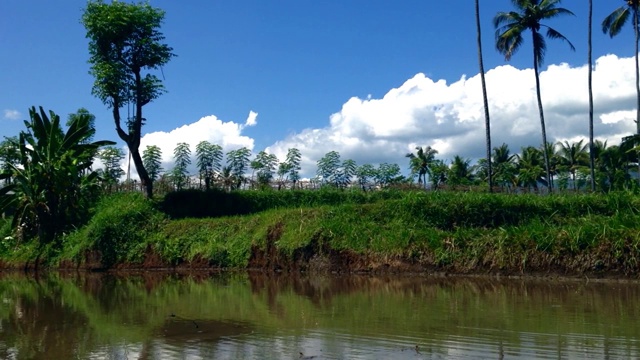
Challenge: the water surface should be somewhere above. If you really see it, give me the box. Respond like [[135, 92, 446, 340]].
[[0, 272, 638, 359]]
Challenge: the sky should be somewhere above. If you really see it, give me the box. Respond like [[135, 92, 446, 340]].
[[1, 0, 638, 179]]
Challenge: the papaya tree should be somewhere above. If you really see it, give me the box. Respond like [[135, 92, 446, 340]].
[[142, 145, 163, 185]]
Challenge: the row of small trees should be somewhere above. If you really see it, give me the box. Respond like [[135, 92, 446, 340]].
[[88, 135, 638, 194], [128, 144, 404, 192]]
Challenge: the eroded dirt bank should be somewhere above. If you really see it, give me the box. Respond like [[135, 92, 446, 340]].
[[3, 234, 638, 280]]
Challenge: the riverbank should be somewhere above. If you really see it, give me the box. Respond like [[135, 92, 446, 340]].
[[1, 190, 639, 278]]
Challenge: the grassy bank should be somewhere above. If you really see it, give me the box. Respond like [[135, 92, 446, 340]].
[[1, 190, 639, 277]]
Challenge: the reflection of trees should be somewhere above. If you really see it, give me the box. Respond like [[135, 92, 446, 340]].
[[0, 273, 639, 359], [0, 277, 90, 359]]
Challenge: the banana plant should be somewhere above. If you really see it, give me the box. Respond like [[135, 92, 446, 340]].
[[0, 106, 114, 246]]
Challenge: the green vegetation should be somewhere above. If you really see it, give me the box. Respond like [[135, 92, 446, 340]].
[[0, 107, 113, 247], [82, 0, 175, 198], [2, 1, 640, 278], [1, 190, 638, 277]]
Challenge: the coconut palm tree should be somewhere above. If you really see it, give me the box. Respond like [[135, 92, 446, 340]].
[[517, 146, 545, 191], [599, 145, 632, 191], [603, 1, 640, 134], [557, 140, 589, 191], [492, 143, 518, 191], [588, 0, 596, 191], [494, 0, 575, 193], [603, 1, 640, 183], [406, 146, 438, 188], [476, 0, 493, 192], [448, 155, 474, 186]]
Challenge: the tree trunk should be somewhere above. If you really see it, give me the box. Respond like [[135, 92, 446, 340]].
[[476, 0, 492, 193], [110, 89, 154, 198], [128, 143, 152, 198], [635, 7, 640, 184], [588, 0, 596, 191], [533, 31, 552, 193]]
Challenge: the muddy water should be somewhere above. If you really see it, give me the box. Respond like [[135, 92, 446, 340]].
[[0, 273, 638, 359]]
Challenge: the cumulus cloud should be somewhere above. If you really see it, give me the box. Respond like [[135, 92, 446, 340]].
[[244, 110, 258, 127], [125, 114, 256, 178], [266, 54, 637, 178], [3, 109, 21, 120]]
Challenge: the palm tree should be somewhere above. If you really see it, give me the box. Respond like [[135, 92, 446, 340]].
[[603, 1, 640, 183], [492, 143, 518, 191], [476, 0, 493, 192], [406, 146, 438, 188], [448, 155, 474, 186], [557, 140, 589, 191], [599, 145, 632, 191], [603, 1, 640, 134], [516, 146, 545, 191], [588, 0, 596, 191], [494, 0, 575, 193]]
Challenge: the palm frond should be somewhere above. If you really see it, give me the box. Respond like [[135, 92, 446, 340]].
[[493, 11, 521, 29], [496, 25, 525, 60], [602, 7, 629, 37], [545, 26, 575, 52], [542, 8, 575, 20]]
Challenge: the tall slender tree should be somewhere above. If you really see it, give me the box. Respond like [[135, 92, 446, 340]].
[[588, 0, 596, 191], [195, 141, 222, 190], [142, 145, 163, 185], [494, 0, 575, 192], [226, 147, 251, 190], [476, 0, 493, 192], [284, 148, 302, 189], [603, 1, 640, 182], [171, 142, 191, 190], [82, 1, 175, 198]]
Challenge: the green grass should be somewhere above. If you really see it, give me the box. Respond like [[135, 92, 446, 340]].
[[2, 189, 639, 275]]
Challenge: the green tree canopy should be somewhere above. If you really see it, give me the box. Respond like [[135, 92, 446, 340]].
[[142, 145, 163, 185], [82, 0, 175, 198]]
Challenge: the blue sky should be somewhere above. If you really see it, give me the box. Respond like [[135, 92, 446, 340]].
[[1, 1, 638, 177]]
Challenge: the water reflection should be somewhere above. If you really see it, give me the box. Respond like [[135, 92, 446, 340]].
[[0, 272, 638, 359]]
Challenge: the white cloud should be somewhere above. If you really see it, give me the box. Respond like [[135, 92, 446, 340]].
[[122, 53, 639, 182], [266, 54, 637, 178], [600, 110, 634, 124], [244, 110, 258, 127], [125, 114, 255, 178], [3, 109, 21, 120]]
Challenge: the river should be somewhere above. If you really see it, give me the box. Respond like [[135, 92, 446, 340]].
[[0, 272, 638, 359]]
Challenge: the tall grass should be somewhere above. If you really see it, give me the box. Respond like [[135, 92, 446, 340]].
[[60, 192, 166, 267], [3, 189, 639, 275]]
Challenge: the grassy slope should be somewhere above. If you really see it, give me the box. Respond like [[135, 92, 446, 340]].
[[2, 190, 639, 276]]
